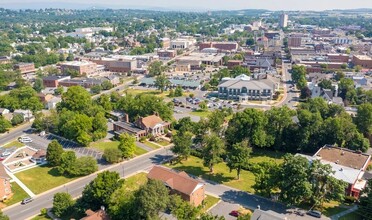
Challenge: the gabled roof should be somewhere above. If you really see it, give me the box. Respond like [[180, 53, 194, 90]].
[[0, 164, 10, 179], [147, 166, 204, 196], [140, 115, 165, 129]]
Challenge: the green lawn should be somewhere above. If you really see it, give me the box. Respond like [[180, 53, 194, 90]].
[[2, 140, 25, 148], [90, 141, 148, 156], [201, 195, 220, 213], [15, 166, 78, 194], [156, 139, 171, 147], [143, 141, 161, 149], [340, 211, 363, 220], [31, 214, 51, 220], [3, 182, 29, 206], [122, 172, 148, 191], [189, 110, 211, 118], [322, 201, 348, 217], [166, 150, 285, 193]]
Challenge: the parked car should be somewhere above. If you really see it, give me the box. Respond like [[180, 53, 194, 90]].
[[1, 151, 11, 157], [18, 137, 33, 143], [307, 210, 322, 218], [229, 210, 240, 217], [21, 197, 34, 205], [39, 131, 46, 136]]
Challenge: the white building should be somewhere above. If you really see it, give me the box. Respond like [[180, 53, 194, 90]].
[[170, 36, 196, 49], [279, 13, 288, 28]]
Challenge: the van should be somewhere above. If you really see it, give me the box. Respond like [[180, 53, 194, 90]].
[[18, 137, 33, 143]]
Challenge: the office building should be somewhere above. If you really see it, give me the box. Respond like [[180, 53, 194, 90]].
[[279, 13, 288, 28]]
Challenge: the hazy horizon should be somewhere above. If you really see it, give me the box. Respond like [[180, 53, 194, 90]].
[[1, 0, 372, 11]]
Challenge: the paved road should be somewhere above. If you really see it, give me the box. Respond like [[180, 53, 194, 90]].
[[3, 147, 173, 220], [0, 124, 32, 146]]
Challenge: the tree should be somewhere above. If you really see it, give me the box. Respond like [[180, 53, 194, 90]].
[[358, 180, 372, 220], [172, 131, 193, 160], [0, 116, 11, 133], [70, 156, 98, 176], [103, 148, 123, 163], [54, 86, 64, 96], [199, 101, 208, 111], [291, 65, 307, 83], [33, 78, 44, 93], [46, 140, 64, 166], [101, 81, 113, 90], [246, 38, 255, 46], [92, 112, 107, 141], [11, 113, 24, 126], [354, 103, 372, 136], [0, 211, 9, 220], [252, 161, 280, 197], [227, 140, 251, 179], [53, 192, 75, 217], [169, 195, 199, 220], [58, 151, 77, 175], [82, 171, 123, 210], [60, 86, 92, 113], [154, 74, 170, 93], [334, 71, 345, 81], [96, 94, 112, 111], [318, 79, 333, 90], [202, 133, 225, 172], [199, 213, 225, 220], [300, 86, 311, 99], [118, 133, 136, 158], [90, 85, 102, 94], [134, 179, 170, 220], [66, 53, 74, 61], [338, 78, 355, 101], [148, 61, 165, 77], [174, 86, 183, 97]]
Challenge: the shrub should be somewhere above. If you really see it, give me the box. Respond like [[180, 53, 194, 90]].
[[103, 148, 122, 163], [139, 136, 146, 143]]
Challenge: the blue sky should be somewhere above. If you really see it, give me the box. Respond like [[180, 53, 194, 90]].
[[1, 0, 372, 11]]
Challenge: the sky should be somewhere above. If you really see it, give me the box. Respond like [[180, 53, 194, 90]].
[[1, 0, 372, 11]]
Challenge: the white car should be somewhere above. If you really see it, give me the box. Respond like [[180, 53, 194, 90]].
[[18, 137, 33, 143], [1, 151, 11, 157]]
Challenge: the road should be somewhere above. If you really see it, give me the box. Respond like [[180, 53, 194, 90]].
[[3, 148, 173, 220], [0, 123, 32, 147], [278, 62, 299, 108]]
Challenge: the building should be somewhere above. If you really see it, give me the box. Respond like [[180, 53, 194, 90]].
[[227, 60, 243, 69], [13, 109, 33, 121], [0, 165, 12, 201], [157, 50, 176, 60], [113, 113, 171, 140], [199, 42, 239, 52], [218, 74, 275, 101], [161, 38, 171, 49], [81, 208, 110, 220], [352, 55, 372, 69], [0, 56, 11, 65], [327, 54, 349, 63], [279, 13, 288, 28], [333, 38, 353, 45], [64, 27, 113, 39], [14, 63, 35, 74], [92, 58, 137, 73], [176, 52, 224, 67], [58, 77, 110, 88], [147, 166, 205, 206], [31, 149, 47, 164], [42, 75, 71, 87], [298, 145, 371, 198], [170, 37, 196, 49], [61, 61, 98, 76], [288, 36, 302, 47], [251, 209, 287, 220]]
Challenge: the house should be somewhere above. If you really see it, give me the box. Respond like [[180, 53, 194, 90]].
[[250, 209, 287, 220], [0, 164, 12, 201], [311, 86, 344, 106], [0, 108, 10, 116], [298, 145, 371, 198], [13, 109, 33, 121], [147, 166, 205, 206], [31, 149, 47, 164], [81, 207, 110, 220], [113, 113, 170, 140], [46, 97, 62, 110]]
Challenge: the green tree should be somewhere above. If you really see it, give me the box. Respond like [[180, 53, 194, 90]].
[[46, 140, 64, 166], [11, 113, 24, 126], [33, 78, 44, 93], [174, 86, 183, 97], [66, 53, 74, 61], [92, 112, 107, 141], [154, 74, 170, 93], [318, 79, 333, 90], [199, 101, 208, 111], [54, 86, 64, 96], [90, 85, 102, 94], [134, 179, 170, 220], [60, 86, 92, 113], [227, 140, 251, 179], [338, 78, 355, 101], [355, 103, 372, 136], [101, 81, 113, 90], [169, 195, 199, 220], [172, 131, 193, 160], [0, 210, 9, 220], [0, 116, 11, 133], [202, 133, 225, 172], [96, 94, 112, 111], [70, 156, 98, 176], [335, 71, 345, 81], [358, 180, 372, 220], [118, 133, 136, 158], [103, 148, 123, 163], [148, 61, 165, 77], [58, 151, 77, 175], [53, 192, 75, 217], [252, 161, 280, 197], [82, 171, 123, 210], [199, 213, 226, 220]]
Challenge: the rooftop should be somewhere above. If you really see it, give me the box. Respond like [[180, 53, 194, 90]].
[[354, 55, 372, 60], [62, 61, 96, 66]]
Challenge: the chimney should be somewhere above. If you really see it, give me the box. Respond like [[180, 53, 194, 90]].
[[125, 113, 129, 123]]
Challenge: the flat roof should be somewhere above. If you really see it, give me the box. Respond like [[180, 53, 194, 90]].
[[177, 52, 225, 63], [62, 61, 95, 66], [354, 55, 372, 60]]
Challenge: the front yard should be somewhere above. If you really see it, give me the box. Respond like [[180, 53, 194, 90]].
[[15, 166, 78, 194], [90, 140, 148, 156], [2, 182, 29, 206], [189, 110, 211, 118]]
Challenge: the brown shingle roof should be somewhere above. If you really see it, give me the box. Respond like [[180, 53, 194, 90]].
[[140, 115, 164, 128], [316, 146, 370, 170], [0, 164, 9, 179], [32, 149, 46, 159], [147, 166, 203, 195], [81, 209, 110, 220]]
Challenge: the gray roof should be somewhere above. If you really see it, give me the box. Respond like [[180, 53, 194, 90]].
[[218, 78, 274, 90], [141, 77, 200, 88], [251, 209, 286, 220]]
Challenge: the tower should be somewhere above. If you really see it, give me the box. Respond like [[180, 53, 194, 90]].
[[279, 13, 288, 28]]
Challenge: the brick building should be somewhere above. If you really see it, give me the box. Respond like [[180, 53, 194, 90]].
[[352, 55, 372, 69], [61, 61, 97, 76], [157, 50, 176, 60], [42, 75, 71, 87], [92, 58, 136, 73], [327, 54, 350, 63], [199, 42, 238, 52], [288, 36, 302, 47], [227, 60, 243, 69], [14, 63, 35, 74], [147, 166, 205, 206]]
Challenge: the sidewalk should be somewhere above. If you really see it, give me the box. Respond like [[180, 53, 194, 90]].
[[7, 171, 35, 197], [330, 205, 358, 220]]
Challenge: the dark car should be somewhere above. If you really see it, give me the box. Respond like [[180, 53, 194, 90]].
[[21, 197, 34, 204], [229, 210, 240, 217], [307, 210, 322, 218]]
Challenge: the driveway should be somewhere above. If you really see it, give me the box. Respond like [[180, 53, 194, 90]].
[[209, 201, 240, 220]]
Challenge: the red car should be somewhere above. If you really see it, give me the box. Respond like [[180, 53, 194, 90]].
[[229, 210, 240, 217]]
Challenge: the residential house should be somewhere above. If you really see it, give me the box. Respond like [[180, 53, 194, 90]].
[[0, 164, 12, 201], [147, 166, 205, 206], [298, 145, 371, 198], [81, 207, 110, 220], [311, 86, 344, 106], [0, 108, 10, 116], [250, 209, 287, 220], [13, 109, 33, 121]]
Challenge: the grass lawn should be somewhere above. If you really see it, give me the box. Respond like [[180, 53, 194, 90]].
[[339, 211, 363, 220], [201, 195, 220, 213], [15, 166, 78, 194], [189, 110, 211, 118], [2, 140, 25, 148], [122, 172, 148, 191], [124, 89, 168, 98], [322, 201, 348, 217], [3, 182, 29, 206], [166, 150, 285, 193], [31, 214, 51, 220], [156, 139, 171, 147], [90, 141, 148, 156], [143, 141, 161, 149]]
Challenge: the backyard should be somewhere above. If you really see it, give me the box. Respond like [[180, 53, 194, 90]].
[[90, 140, 148, 156], [15, 166, 78, 194]]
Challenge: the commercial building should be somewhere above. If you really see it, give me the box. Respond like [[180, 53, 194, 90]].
[[92, 58, 137, 73], [298, 145, 371, 198], [279, 13, 288, 28], [199, 42, 239, 52], [61, 61, 98, 76], [14, 63, 35, 74], [288, 36, 302, 47], [161, 38, 171, 49], [333, 38, 353, 45], [157, 49, 176, 60], [58, 76, 118, 88], [170, 37, 196, 49], [176, 52, 224, 67], [148, 166, 205, 206], [327, 54, 350, 63], [218, 74, 276, 101], [227, 60, 243, 69], [42, 75, 71, 87], [64, 27, 113, 38], [352, 55, 372, 69]]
